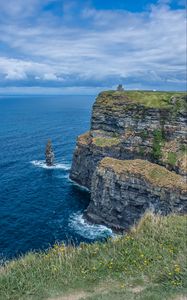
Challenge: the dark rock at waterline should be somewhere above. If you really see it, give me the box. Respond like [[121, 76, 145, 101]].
[[45, 140, 55, 166]]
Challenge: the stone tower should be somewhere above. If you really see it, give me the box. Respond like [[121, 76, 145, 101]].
[[117, 84, 124, 91]]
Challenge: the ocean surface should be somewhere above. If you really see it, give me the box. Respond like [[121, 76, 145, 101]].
[[0, 95, 113, 261]]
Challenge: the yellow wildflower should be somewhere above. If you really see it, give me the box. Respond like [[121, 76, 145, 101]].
[[175, 267, 180, 273]]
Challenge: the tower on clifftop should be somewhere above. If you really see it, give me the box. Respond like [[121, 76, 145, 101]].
[[117, 84, 124, 91]]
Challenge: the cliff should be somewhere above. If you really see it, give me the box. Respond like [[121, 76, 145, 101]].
[[86, 158, 187, 231], [70, 90, 187, 229]]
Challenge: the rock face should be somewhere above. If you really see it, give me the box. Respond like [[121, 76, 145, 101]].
[[70, 91, 187, 189], [70, 90, 187, 229], [45, 140, 55, 166], [86, 158, 187, 231]]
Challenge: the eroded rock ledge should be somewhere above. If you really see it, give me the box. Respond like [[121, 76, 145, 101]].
[[70, 90, 187, 230], [86, 158, 187, 231], [70, 91, 187, 190]]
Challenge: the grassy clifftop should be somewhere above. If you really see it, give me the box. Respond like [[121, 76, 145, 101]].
[[95, 90, 187, 110], [0, 214, 187, 300], [100, 158, 187, 191]]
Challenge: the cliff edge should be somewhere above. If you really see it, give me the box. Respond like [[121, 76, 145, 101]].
[[86, 158, 187, 231], [70, 90, 187, 229]]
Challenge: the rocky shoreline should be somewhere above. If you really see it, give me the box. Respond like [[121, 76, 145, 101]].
[[70, 90, 187, 230]]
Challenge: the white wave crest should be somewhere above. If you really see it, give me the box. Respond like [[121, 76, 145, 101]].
[[68, 178, 90, 192], [55, 174, 70, 179], [69, 213, 113, 240], [31, 160, 71, 170]]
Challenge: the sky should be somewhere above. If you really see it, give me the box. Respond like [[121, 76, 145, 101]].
[[0, 0, 186, 94]]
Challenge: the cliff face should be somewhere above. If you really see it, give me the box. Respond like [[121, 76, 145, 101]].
[[86, 158, 187, 231], [70, 91, 187, 189], [70, 90, 187, 229], [70, 132, 122, 188]]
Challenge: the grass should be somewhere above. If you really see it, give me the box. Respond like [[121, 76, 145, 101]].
[[99, 158, 186, 191], [93, 137, 120, 147], [96, 90, 187, 110], [152, 129, 165, 160], [167, 152, 177, 166], [77, 132, 120, 147], [0, 213, 187, 300]]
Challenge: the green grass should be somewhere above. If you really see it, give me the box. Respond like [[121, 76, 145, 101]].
[[93, 137, 120, 147], [99, 158, 186, 191], [180, 144, 187, 154], [96, 90, 187, 110], [0, 213, 187, 300], [167, 152, 177, 166], [152, 129, 165, 160], [139, 130, 149, 141]]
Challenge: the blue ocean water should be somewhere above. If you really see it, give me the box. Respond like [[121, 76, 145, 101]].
[[0, 95, 112, 261]]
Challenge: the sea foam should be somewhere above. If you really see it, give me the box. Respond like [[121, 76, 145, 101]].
[[31, 160, 71, 170], [69, 212, 113, 240], [68, 178, 90, 192]]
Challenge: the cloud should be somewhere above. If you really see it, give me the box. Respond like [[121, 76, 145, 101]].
[[43, 73, 59, 81], [158, 0, 186, 6], [0, 0, 186, 92], [0, 0, 54, 19], [0, 57, 60, 81]]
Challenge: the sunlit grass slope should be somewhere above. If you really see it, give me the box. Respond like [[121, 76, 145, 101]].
[[96, 90, 187, 110], [0, 213, 186, 300]]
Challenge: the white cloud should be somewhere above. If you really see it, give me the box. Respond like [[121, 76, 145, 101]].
[[0, 57, 60, 80], [0, 0, 53, 19], [0, 0, 186, 91], [5, 70, 27, 80], [43, 73, 58, 81]]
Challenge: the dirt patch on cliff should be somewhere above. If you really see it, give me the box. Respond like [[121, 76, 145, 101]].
[[48, 282, 147, 300], [128, 285, 146, 294], [48, 280, 117, 300], [49, 291, 86, 300]]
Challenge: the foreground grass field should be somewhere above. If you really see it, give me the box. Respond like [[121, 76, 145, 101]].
[[0, 213, 187, 300]]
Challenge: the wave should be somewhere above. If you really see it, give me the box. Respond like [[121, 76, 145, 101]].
[[68, 178, 90, 192], [31, 160, 71, 170], [55, 174, 70, 179], [69, 212, 113, 240]]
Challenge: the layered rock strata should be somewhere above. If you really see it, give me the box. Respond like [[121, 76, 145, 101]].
[[70, 91, 187, 189], [86, 158, 187, 231], [70, 90, 187, 229]]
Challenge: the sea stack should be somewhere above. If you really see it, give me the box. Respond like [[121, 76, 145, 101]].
[[45, 140, 55, 166]]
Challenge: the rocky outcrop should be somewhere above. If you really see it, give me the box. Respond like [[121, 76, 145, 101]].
[[70, 132, 122, 188], [45, 140, 55, 166], [70, 91, 187, 189], [91, 92, 187, 139], [70, 90, 187, 230], [86, 158, 187, 231]]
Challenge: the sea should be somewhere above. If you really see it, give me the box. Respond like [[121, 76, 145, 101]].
[[0, 95, 113, 261]]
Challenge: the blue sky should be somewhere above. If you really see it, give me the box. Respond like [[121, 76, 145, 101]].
[[0, 0, 186, 94]]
